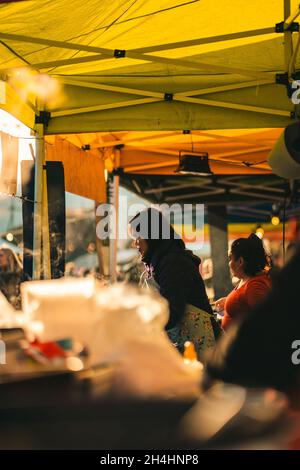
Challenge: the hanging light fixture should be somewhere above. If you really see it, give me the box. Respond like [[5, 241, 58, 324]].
[[271, 203, 281, 226], [175, 152, 213, 176]]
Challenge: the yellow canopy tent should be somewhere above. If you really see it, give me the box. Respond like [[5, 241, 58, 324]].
[[0, 0, 299, 278], [0, 0, 297, 133]]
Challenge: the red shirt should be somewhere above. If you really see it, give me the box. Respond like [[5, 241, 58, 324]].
[[222, 273, 271, 330]]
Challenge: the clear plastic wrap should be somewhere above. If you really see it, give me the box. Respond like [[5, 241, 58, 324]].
[[21, 279, 202, 398]]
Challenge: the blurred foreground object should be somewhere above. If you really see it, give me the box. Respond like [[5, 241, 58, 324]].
[[204, 248, 300, 398], [268, 122, 300, 178], [180, 383, 289, 449], [20, 280, 202, 399]]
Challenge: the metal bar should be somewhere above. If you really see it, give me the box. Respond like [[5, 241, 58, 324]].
[[284, 3, 300, 29], [130, 28, 275, 54], [34, 54, 108, 70], [131, 179, 142, 194], [0, 30, 274, 79], [221, 180, 285, 193], [230, 188, 285, 201], [38, 48, 273, 80], [124, 160, 178, 172], [145, 183, 202, 195], [229, 206, 271, 216], [132, 52, 273, 80], [0, 32, 114, 54], [32, 122, 43, 279], [42, 160, 51, 279], [191, 130, 276, 147], [212, 146, 271, 159], [59, 77, 164, 99], [133, 144, 270, 163], [109, 161, 120, 283], [176, 80, 272, 97], [97, 131, 179, 149], [284, 0, 293, 70], [165, 188, 225, 202], [51, 97, 162, 117], [174, 95, 291, 117], [0, 27, 274, 57]]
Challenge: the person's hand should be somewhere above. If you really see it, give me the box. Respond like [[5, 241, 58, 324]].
[[214, 297, 226, 312]]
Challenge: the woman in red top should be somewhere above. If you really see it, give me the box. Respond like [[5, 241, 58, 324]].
[[215, 234, 272, 330]]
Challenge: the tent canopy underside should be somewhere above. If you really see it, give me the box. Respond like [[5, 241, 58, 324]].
[[0, 0, 298, 133], [0, 0, 298, 199]]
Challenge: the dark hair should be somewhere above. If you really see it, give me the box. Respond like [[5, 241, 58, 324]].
[[129, 207, 185, 264], [230, 233, 270, 277]]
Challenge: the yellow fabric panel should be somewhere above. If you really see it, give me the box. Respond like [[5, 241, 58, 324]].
[[0, 0, 293, 72], [45, 136, 106, 202]]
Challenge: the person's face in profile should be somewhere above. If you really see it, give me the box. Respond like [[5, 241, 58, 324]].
[[134, 237, 148, 259], [0, 251, 8, 270], [228, 252, 245, 279]]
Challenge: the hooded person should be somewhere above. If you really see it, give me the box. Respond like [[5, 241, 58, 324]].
[[129, 207, 221, 360]]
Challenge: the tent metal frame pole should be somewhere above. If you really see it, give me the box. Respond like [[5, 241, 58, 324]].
[[51, 97, 161, 117], [144, 182, 209, 195], [174, 95, 291, 117], [124, 150, 271, 173], [131, 28, 275, 54], [59, 78, 164, 99], [109, 149, 120, 283], [33, 120, 51, 279], [125, 161, 178, 172], [125, 158, 269, 173], [27, 51, 274, 80], [176, 80, 272, 97], [195, 130, 277, 144], [0, 27, 274, 57], [124, 143, 272, 172], [109, 174, 119, 283], [34, 54, 108, 70], [42, 156, 51, 279], [59, 77, 271, 99], [32, 122, 43, 279], [0, 32, 114, 54], [96, 131, 179, 149], [284, 0, 293, 70], [165, 188, 226, 201], [0, 33, 274, 80], [212, 146, 272, 159], [32, 105, 51, 281], [93, 129, 274, 150], [129, 53, 273, 80], [51, 94, 289, 118], [220, 180, 286, 194], [230, 188, 285, 202], [126, 143, 272, 159], [284, 3, 300, 29]]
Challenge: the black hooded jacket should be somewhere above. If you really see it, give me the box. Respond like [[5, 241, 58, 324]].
[[147, 238, 212, 330]]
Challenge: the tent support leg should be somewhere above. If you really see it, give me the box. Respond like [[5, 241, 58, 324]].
[[109, 173, 119, 283], [33, 117, 51, 280], [95, 201, 105, 277], [284, 0, 293, 71], [207, 205, 232, 300]]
